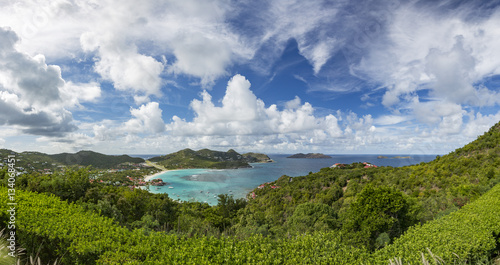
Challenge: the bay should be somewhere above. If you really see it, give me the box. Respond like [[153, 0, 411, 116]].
[[139, 154, 437, 205]]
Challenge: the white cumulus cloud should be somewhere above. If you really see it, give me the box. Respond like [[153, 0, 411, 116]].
[[167, 74, 343, 138], [125, 102, 166, 134], [0, 27, 100, 137]]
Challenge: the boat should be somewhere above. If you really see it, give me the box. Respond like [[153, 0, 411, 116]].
[[168, 186, 174, 189]]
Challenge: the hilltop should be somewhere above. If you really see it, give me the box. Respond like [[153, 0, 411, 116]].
[[149, 148, 270, 169]]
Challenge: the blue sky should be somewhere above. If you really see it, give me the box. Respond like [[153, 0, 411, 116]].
[[1, 0, 500, 155]]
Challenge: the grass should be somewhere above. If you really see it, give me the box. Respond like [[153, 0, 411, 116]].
[[388, 248, 498, 265]]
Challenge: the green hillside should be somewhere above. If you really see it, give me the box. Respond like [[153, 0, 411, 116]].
[[371, 182, 500, 263], [49, 150, 144, 168], [149, 148, 268, 169], [237, 121, 500, 246], [2, 122, 500, 264], [1, 149, 63, 172], [1, 149, 145, 170], [1, 180, 499, 264]]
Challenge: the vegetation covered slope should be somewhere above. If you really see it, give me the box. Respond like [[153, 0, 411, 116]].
[[237, 121, 500, 246], [1, 183, 499, 264], [371, 182, 500, 263], [149, 148, 269, 169], [49, 150, 144, 168], [0, 149, 145, 170], [0, 149, 62, 171], [0, 186, 369, 264]]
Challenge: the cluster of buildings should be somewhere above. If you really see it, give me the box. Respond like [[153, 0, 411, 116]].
[[257, 182, 280, 189]]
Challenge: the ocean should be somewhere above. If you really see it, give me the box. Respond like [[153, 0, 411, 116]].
[[134, 154, 438, 205]]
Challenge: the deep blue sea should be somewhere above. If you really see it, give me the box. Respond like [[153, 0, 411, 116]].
[[132, 154, 437, 205]]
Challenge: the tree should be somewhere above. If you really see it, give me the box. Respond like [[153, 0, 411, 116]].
[[286, 202, 337, 235], [341, 185, 419, 250], [206, 194, 247, 232]]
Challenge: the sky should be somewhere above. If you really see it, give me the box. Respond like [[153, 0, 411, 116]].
[[1, 0, 500, 155]]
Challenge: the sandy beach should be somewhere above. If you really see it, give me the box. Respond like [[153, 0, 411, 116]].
[[144, 169, 183, 181], [144, 170, 168, 181]]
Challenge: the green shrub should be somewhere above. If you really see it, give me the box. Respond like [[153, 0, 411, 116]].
[[371, 183, 500, 264]]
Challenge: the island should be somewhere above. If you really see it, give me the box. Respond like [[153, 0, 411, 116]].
[[377, 155, 412, 159], [148, 148, 271, 169], [242, 152, 273, 163], [287, 153, 332, 159]]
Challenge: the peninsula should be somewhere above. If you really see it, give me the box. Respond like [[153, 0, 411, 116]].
[[377, 155, 412, 159], [148, 148, 271, 169]]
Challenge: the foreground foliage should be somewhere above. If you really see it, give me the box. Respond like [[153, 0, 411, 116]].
[[1, 184, 499, 264], [1, 122, 500, 263], [372, 183, 500, 263]]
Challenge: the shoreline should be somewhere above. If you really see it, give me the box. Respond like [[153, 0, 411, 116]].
[[144, 169, 180, 181]]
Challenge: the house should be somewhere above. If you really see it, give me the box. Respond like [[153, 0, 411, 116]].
[[330, 163, 340, 168]]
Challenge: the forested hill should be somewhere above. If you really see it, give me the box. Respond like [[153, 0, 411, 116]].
[[453, 121, 500, 157], [0, 149, 145, 169], [49, 150, 144, 168], [239, 121, 500, 249], [149, 148, 270, 169]]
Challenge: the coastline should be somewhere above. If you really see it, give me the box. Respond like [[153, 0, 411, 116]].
[[144, 170, 178, 181]]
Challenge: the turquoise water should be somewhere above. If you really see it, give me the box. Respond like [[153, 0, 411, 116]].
[[143, 154, 437, 205]]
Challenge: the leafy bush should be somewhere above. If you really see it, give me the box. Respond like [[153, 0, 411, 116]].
[[0, 187, 130, 264], [371, 183, 500, 263], [341, 185, 420, 250]]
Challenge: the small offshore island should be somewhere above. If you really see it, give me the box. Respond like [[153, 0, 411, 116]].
[[377, 155, 412, 159], [287, 153, 332, 159]]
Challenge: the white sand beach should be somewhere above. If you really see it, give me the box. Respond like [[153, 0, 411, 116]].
[[144, 169, 183, 181], [144, 170, 168, 181]]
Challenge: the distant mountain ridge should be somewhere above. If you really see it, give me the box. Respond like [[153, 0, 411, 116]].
[[149, 149, 271, 169]]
